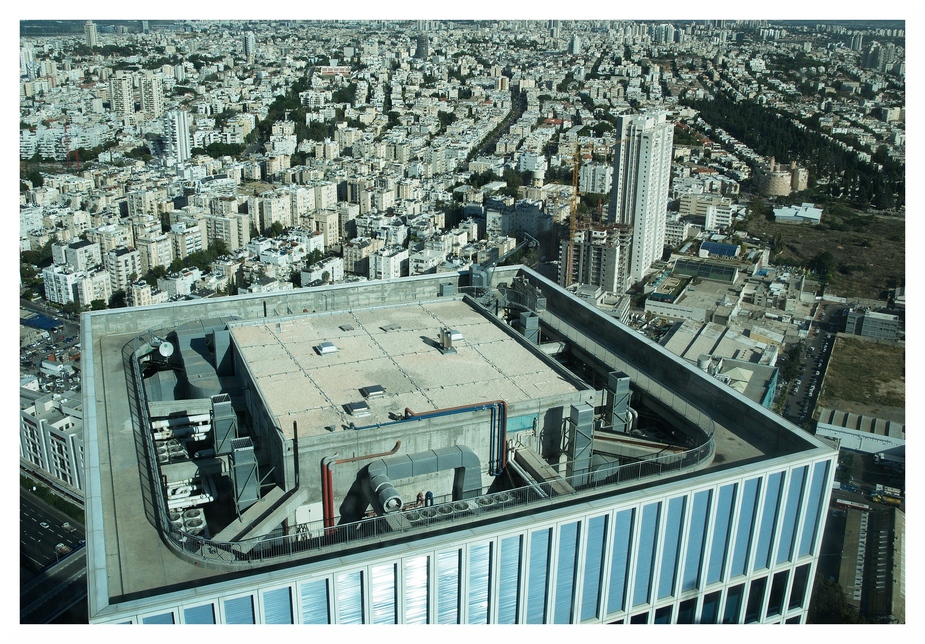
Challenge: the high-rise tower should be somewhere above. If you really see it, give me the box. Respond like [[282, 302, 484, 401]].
[[163, 109, 191, 165], [109, 71, 135, 117], [140, 73, 165, 121], [85, 20, 99, 48], [607, 111, 674, 290], [243, 31, 257, 63]]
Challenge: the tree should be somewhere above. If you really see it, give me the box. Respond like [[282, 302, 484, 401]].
[[90, 299, 107, 310], [809, 251, 835, 283], [808, 577, 866, 624]]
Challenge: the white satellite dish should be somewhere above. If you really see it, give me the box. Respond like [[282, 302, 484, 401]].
[[157, 341, 174, 358]]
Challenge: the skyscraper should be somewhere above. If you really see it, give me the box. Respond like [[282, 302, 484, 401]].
[[82, 267, 835, 624], [85, 20, 98, 48], [140, 73, 165, 121], [109, 71, 135, 117], [607, 111, 674, 290], [243, 31, 257, 63], [163, 109, 191, 165]]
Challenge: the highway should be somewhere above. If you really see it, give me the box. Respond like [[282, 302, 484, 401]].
[[20, 488, 87, 623]]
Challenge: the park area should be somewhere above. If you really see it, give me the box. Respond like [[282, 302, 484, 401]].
[[743, 203, 904, 301]]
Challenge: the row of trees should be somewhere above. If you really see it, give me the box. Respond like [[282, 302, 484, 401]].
[[681, 93, 904, 210]]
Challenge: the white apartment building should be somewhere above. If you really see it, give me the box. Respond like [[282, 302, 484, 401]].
[[42, 265, 80, 305], [579, 161, 614, 195], [137, 235, 175, 274], [109, 71, 134, 117], [105, 246, 143, 293], [52, 238, 102, 272], [608, 111, 674, 289], [302, 256, 345, 284], [369, 246, 409, 280], [140, 73, 165, 121], [20, 389, 84, 492]]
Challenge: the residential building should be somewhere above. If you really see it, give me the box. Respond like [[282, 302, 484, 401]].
[[164, 110, 192, 165], [21, 388, 84, 493], [607, 112, 674, 290], [109, 71, 134, 117], [140, 73, 165, 121], [105, 246, 142, 294], [368, 245, 409, 280]]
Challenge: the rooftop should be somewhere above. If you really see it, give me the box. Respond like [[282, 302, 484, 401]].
[[231, 299, 581, 439], [83, 268, 833, 619]]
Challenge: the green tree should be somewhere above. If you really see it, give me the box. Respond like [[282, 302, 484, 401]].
[[90, 299, 107, 310]]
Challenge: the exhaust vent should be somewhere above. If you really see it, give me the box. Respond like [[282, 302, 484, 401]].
[[361, 384, 386, 399], [315, 341, 338, 355]]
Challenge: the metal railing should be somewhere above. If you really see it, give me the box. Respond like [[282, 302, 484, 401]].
[[122, 326, 715, 568]]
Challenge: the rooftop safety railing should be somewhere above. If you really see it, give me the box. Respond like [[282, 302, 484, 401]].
[[123, 319, 715, 568]]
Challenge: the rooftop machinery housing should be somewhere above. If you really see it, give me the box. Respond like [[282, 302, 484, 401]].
[[82, 265, 836, 624]]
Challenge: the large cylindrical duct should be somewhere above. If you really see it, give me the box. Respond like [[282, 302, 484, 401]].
[[370, 473, 402, 513]]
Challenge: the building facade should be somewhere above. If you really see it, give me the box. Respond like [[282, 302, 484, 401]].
[[607, 112, 674, 290], [82, 267, 835, 624]]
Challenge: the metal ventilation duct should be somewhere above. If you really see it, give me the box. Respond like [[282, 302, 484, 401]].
[[363, 445, 483, 515], [211, 394, 237, 455], [230, 437, 259, 515]]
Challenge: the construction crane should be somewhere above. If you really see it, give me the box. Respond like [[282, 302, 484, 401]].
[[565, 145, 580, 288]]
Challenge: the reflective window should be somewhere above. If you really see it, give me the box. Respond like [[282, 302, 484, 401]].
[[183, 604, 215, 624], [262, 587, 292, 624], [606, 509, 635, 615], [676, 598, 696, 624], [722, 584, 744, 624], [223, 595, 255, 624], [798, 460, 830, 557], [706, 484, 736, 584], [142, 612, 174, 624], [468, 542, 492, 624], [526, 529, 551, 623], [744, 576, 767, 623], [700, 591, 720, 624], [788, 564, 811, 610], [767, 570, 789, 617], [753, 472, 784, 571], [776, 467, 807, 564], [580, 515, 608, 621], [404, 556, 429, 624], [300, 579, 330, 624], [632, 502, 661, 607], [786, 616, 802, 624], [730, 478, 760, 577], [436, 550, 460, 624], [370, 563, 396, 624], [554, 521, 580, 623], [337, 570, 364, 624], [498, 536, 522, 624], [657, 496, 685, 599], [681, 490, 711, 592], [630, 611, 649, 624], [654, 605, 672, 624]]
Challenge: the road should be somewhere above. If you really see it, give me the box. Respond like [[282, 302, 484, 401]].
[[21, 488, 85, 573], [780, 303, 842, 426], [21, 488, 87, 623]]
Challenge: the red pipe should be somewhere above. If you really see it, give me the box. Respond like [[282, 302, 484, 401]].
[[321, 441, 402, 531]]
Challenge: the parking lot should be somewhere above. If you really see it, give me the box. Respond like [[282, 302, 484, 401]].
[[781, 304, 842, 425]]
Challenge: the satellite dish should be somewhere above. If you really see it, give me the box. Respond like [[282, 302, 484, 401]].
[[157, 341, 174, 358]]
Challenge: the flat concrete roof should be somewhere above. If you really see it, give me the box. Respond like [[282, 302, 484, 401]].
[[231, 299, 582, 439]]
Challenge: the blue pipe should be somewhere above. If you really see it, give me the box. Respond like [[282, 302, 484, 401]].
[[353, 401, 508, 475]]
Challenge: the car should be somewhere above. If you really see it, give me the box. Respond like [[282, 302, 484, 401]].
[[39, 522, 49, 528]]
